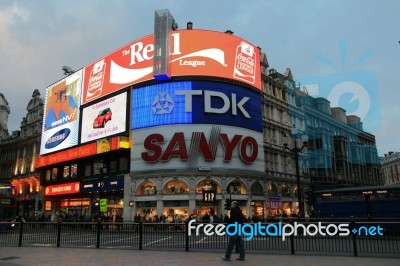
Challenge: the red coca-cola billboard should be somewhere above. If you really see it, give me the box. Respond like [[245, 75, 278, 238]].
[[82, 30, 261, 105]]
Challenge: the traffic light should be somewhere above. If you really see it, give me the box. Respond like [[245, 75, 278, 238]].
[[224, 198, 232, 210]]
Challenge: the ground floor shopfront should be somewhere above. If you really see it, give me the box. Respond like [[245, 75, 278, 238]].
[[40, 174, 303, 222], [124, 174, 303, 222], [42, 175, 125, 221]]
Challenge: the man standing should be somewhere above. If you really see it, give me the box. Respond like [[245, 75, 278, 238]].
[[222, 201, 245, 261]]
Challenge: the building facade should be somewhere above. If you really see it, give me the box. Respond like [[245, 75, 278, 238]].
[[1, 17, 381, 222], [0, 89, 44, 219], [380, 152, 400, 185]]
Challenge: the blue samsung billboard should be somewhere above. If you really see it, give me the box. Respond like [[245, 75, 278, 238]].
[[132, 81, 262, 132]]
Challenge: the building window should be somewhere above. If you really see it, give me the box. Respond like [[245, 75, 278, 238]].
[[71, 164, 78, 178], [251, 182, 264, 196], [196, 180, 218, 194], [84, 163, 91, 177], [138, 181, 157, 195], [46, 170, 51, 182], [119, 157, 128, 171], [51, 168, 58, 181], [110, 160, 117, 173], [227, 181, 245, 194], [164, 180, 189, 194], [63, 166, 70, 179], [281, 184, 291, 197]]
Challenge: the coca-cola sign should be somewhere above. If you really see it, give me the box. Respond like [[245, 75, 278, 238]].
[[82, 30, 261, 104]]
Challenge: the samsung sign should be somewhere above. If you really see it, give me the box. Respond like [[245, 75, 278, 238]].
[[131, 81, 262, 132], [45, 128, 71, 149]]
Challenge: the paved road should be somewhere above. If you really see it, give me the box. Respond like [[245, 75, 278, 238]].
[[0, 247, 399, 266]]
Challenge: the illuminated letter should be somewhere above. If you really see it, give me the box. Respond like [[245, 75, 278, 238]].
[[141, 134, 164, 162], [161, 132, 188, 161]]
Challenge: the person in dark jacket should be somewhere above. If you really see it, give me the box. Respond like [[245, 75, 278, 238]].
[[222, 201, 245, 261]]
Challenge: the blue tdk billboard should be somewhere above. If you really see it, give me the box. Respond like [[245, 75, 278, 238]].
[[131, 81, 262, 132]]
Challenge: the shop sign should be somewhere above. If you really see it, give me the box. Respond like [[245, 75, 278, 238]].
[[265, 200, 282, 210], [202, 190, 216, 203], [80, 176, 124, 193], [60, 199, 90, 207], [100, 199, 107, 212], [44, 182, 80, 196], [45, 201, 52, 211], [0, 197, 14, 206]]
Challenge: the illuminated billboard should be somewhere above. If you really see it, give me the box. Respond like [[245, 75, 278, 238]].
[[131, 81, 262, 132], [131, 125, 264, 174], [40, 70, 83, 155], [44, 182, 80, 196], [81, 30, 261, 104], [81, 92, 127, 144]]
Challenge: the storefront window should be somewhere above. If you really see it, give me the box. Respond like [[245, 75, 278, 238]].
[[227, 181, 245, 194], [137, 182, 157, 195], [281, 184, 291, 197], [251, 182, 264, 196], [195, 180, 218, 194], [164, 180, 189, 194], [267, 183, 278, 196]]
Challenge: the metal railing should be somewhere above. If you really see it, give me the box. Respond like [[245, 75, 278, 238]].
[[0, 219, 399, 257]]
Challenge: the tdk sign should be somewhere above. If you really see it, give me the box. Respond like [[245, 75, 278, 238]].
[[174, 90, 251, 118], [132, 81, 262, 132]]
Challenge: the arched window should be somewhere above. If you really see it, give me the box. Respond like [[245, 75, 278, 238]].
[[137, 181, 157, 195], [196, 180, 218, 194], [281, 184, 291, 197], [251, 182, 264, 196], [267, 183, 278, 196], [164, 180, 189, 194], [227, 181, 246, 194]]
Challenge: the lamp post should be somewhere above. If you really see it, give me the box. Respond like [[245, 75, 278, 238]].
[[283, 128, 307, 218]]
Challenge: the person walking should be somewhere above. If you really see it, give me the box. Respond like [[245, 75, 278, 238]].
[[222, 201, 245, 261]]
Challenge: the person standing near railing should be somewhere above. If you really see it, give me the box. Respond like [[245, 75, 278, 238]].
[[222, 201, 245, 261]]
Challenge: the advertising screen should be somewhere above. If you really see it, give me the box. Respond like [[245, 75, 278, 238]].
[[131, 124, 264, 174], [81, 30, 261, 104], [44, 182, 80, 196], [40, 70, 83, 155], [131, 81, 262, 132], [81, 92, 127, 144]]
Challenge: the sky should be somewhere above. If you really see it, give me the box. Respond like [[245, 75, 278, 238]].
[[0, 0, 399, 157]]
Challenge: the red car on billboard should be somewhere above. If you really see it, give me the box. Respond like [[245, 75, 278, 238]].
[[93, 107, 112, 128]]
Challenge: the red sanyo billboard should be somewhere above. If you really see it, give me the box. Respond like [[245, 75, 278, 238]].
[[82, 30, 261, 104], [131, 124, 265, 174]]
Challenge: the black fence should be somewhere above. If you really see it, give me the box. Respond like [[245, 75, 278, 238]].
[[0, 219, 399, 257]]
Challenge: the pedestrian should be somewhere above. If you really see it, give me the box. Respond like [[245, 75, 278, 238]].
[[222, 201, 245, 261]]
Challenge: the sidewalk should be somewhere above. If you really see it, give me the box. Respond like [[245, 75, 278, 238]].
[[0, 247, 398, 266]]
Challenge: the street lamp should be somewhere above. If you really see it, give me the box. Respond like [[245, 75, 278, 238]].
[[283, 127, 307, 218]]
